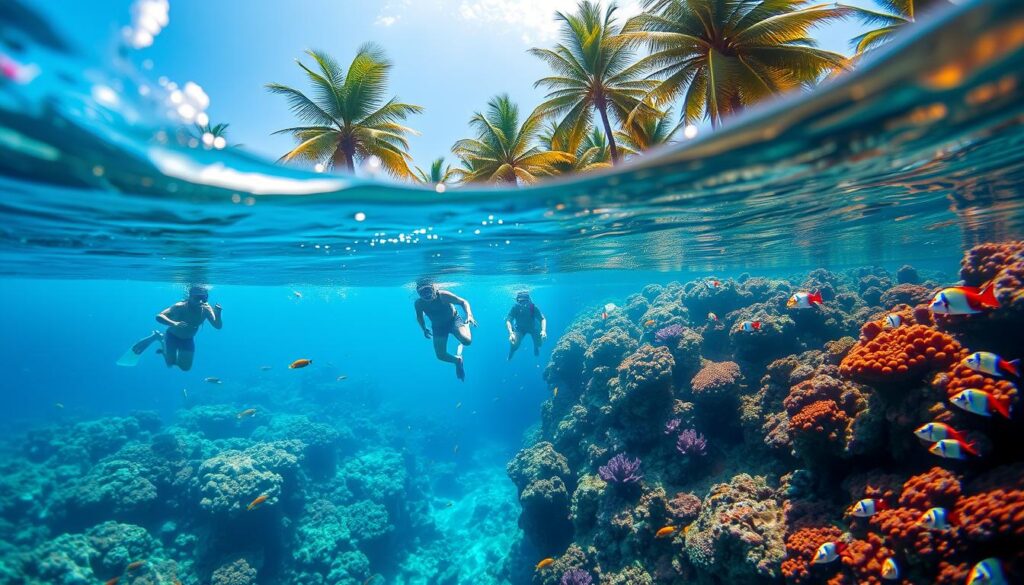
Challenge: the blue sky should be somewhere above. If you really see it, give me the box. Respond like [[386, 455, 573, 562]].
[[34, 0, 872, 173]]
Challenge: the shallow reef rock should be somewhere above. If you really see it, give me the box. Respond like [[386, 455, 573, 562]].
[[509, 245, 1024, 585]]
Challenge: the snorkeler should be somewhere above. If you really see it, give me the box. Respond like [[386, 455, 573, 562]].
[[122, 285, 223, 371], [506, 291, 547, 360], [414, 279, 476, 381]]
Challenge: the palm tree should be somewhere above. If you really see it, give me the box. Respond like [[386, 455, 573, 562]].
[[266, 45, 422, 178], [530, 1, 657, 164], [413, 157, 456, 184], [540, 121, 616, 174], [451, 94, 573, 185], [614, 107, 682, 152], [849, 0, 952, 56], [623, 0, 852, 128]]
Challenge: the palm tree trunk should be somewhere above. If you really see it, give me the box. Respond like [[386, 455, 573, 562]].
[[332, 140, 356, 173], [597, 102, 620, 163], [504, 168, 518, 185]]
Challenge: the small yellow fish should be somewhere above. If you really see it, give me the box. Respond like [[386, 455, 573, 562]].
[[236, 408, 257, 419], [655, 526, 677, 538], [535, 558, 555, 571], [289, 359, 312, 369], [247, 494, 268, 511], [553, 387, 558, 398], [655, 524, 679, 540]]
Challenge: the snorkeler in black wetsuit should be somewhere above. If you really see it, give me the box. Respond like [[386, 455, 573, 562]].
[[414, 279, 476, 381], [506, 291, 546, 360]]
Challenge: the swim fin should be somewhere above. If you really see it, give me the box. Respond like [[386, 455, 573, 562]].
[[116, 346, 144, 367]]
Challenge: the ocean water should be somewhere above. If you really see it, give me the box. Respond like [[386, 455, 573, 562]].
[[2, 1, 1024, 585]]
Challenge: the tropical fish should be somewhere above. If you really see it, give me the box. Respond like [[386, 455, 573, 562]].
[[787, 291, 824, 309], [289, 359, 312, 369], [444, 501, 454, 508], [337, 375, 348, 381], [738, 320, 762, 332], [929, 285, 999, 315], [914, 422, 967, 443], [292, 290, 302, 299], [644, 319, 656, 327], [247, 494, 268, 511], [552, 387, 558, 398], [964, 352, 1020, 378], [918, 507, 955, 530], [236, 408, 256, 419], [203, 377, 222, 384], [655, 526, 677, 538], [453, 445, 459, 455], [456, 402, 462, 409], [929, 438, 979, 460], [182, 388, 188, 400], [885, 314, 903, 328], [968, 558, 1007, 585], [104, 578, 120, 585], [707, 312, 718, 322], [709, 280, 720, 288], [950, 389, 1012, 419], [259, 366, 272, 371], [126, 560, 146, 571], [881, 557, 899, 580], [535, 558, 555, 571], [850, 498, 888, 517], [54, 403, 64, 409], [811, 541, 845, 564], [602, 303, 617, 320]]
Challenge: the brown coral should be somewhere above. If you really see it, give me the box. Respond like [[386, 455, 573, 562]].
[[690, 360, 742, 402], [960, 241, 1024, 286]]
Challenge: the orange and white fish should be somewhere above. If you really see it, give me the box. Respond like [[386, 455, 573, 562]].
[[236, 408, 256, 419], [602, 303, 617, 320], [929, 438, 978, 460], [289, 359, 312, 369], [204, 377, 222, 384], [644, 319, 656, 327], [881, 557, 899, 580], [968, 558, 1007, 585], [247, 494, 268, 511], [964, 352, 1020, 378], [950, 389, 1012, 419], [929, 285, 999, 315], [811, 541, 845, 564], [850, 498, 888, 518], [126, 560, 146, 571], [918, 507, 955, 530], [535, 558, 555, 571], [104, 578, 120, 585], [787, 291, 824, 309], [738, 320, 762, 332], [709, 280, 720, 288], [914, 422, 967, 443], [655, 526, 677, 538], [884, 314, 903, 328]]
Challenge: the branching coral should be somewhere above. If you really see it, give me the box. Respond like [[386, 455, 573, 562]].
[[597, 453, 642, 485]]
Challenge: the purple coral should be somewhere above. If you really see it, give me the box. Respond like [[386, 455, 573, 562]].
[[654, 324, 685, 345], [676, 429, 708, 457], [561, 569, 593, 585], [664, 418, 681, 435], [598, 453, 643, 484]]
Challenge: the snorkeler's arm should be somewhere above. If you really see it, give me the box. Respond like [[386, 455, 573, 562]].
[[505, 307, 515, 334], [156, 305, 181, 327], [442, 292, 475, 324], [415, 301, 431, 338], [204, 303, 223, 329]]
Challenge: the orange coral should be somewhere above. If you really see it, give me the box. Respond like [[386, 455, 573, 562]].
[[789, 400, 847, 443], [932, 363, 1019, 411], [955, 463, 1024, 542], [873, 468, 963, 561], [782, 525, 844, 584], [839, 324, 965, 384], [834, 533, 897, 585], [898, 467, 962, 510]]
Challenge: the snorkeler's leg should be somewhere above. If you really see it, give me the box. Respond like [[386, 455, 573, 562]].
[[531, 332, 542, 356], [433, 335, 457, 363], [176, 350, 194, 371], [163, 346, 177, 367], [453, 323, 472, 346], [131, 330, 162, 354]]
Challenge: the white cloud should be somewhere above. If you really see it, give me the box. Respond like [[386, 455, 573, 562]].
[[457, 0, 643, 43], [375, 15, 399, 27]]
